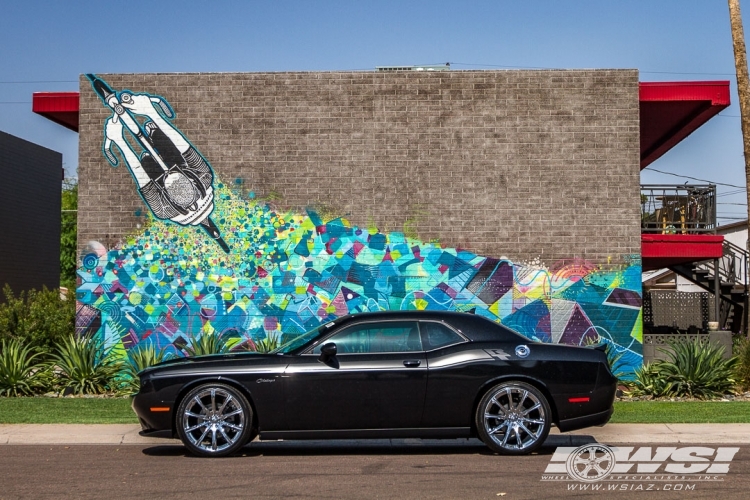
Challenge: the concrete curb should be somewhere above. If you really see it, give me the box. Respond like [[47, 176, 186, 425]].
[[556, 423, 750, 444], [1, 423, 749, 446]]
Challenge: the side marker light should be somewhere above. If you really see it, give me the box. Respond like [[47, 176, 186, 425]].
[[150, 407, 171, 412], [568, 397, 590, 403]]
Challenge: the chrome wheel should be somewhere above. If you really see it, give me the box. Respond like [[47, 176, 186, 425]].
[[176, 383, 252, 457], [475, 381, 551, 455]]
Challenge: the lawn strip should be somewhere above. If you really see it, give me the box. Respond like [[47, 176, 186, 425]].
[[0, 397, 137, 424], [0, 398, 749, 424], [611, 401, 750, 423]]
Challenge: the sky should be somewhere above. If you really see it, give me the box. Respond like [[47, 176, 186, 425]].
[[1, 0, 748, 223]]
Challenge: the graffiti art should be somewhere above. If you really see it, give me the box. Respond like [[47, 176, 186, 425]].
[[79, 77, 643, 376], [87, 74, 229, 253]]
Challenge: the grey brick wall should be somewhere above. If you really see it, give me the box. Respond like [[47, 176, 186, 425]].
[[78, 70, 640, 266], [0, 131, 62, 297]]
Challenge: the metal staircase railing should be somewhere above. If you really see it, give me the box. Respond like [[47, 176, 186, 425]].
[[679, 240, 749, 333], [717, 240, 748, 286]]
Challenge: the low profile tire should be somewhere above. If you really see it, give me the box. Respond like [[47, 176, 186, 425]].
[[475, 381, 551, 455], [176, 383, 253, 457]]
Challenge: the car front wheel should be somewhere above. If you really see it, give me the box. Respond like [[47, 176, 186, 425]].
[[176, 383, 253, 457], [475, 381, 551, 455]]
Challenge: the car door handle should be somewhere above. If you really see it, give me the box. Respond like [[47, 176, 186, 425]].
[[403, 360, 421, 368]]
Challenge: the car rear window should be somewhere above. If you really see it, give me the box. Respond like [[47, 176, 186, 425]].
[[419, 321, 465, 350], [444, 314, 526, 342]]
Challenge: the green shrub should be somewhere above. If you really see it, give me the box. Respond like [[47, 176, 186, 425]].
[[630, 339, 737, 399], [734, 337, 750, 391], [0, 339, 51, 396], [50, 334, 122, 395], [60, 178, 78, 290], [118, 343, 173, 394], [0, 285, 75, 350]]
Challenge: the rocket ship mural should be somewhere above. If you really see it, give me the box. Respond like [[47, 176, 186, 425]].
[[87, 74, 229, 253]]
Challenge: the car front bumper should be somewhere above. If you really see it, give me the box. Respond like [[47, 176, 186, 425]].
[[131, 388, 174, 438]]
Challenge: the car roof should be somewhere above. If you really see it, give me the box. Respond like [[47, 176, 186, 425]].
[[330, 310, 527, 343], [337, 310, 475, 321]]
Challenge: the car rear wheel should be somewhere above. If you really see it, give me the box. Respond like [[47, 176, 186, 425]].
[[475, 381, 551, 455], [176, 383, 253, 457]]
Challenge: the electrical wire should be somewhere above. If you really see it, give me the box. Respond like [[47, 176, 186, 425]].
[[0, 80, 77, 84], [643, 167, 746, 189]]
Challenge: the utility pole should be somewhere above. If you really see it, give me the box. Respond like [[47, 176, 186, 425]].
[[728, 0, 750, 338]]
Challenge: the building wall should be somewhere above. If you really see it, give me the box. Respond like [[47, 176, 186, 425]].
[[0, 131, 62, 298], [76, 70, 643, 372]]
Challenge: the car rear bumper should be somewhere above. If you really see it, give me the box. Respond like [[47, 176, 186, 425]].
[[557, 406, 614, 433]]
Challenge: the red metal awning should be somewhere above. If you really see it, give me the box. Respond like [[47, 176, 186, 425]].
[[31, 92, 79, 132], [639, 81, 730, 169]]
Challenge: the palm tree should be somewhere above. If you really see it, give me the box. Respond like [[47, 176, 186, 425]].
[[728, 0, 750, 338]]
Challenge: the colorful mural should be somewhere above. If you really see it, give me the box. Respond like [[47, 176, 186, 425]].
[[79, 77, 643, 375]]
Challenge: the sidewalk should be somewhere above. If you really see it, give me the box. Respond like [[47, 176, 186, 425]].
[[1, 424, 749, 446]]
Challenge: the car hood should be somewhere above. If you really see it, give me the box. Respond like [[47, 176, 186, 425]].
[[138, 351, 281, 377]]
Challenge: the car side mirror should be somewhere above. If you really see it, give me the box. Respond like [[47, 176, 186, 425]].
[[319, 342, 337, 360]]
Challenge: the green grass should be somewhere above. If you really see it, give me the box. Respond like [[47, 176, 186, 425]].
[[0, 398, 749, 424], [0, 397, 137, 424], [611, 401, 750, 423]]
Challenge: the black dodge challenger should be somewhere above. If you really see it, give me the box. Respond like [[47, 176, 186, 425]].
[[132, 311, 616, 457]]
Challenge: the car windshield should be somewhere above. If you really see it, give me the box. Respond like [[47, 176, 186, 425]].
[[270, 324, 330, 354]]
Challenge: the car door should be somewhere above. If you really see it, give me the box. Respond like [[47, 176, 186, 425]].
[[283, 320, 427, 431], [420, 320, 486, 428]]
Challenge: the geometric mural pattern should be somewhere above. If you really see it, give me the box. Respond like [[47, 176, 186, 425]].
[[77, 188, 643, 375]]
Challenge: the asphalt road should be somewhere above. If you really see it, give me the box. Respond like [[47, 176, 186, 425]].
[[1, 441, 748, 499]]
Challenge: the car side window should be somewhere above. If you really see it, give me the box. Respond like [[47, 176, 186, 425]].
[[311, 321, 422, 354], [420, 322, 465, 350]]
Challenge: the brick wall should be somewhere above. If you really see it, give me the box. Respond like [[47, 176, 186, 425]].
[[78, 70, 640, 266]]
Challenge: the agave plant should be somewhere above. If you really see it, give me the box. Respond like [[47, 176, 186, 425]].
[[629, 339, 737, 399], [50, 334, 122, 395], [0, 339, 51, 396], [654, 339, 737, 399], [118, 343, 173, 394], [603, 342, 631, 381], [183, 332, 237, 357], [583, 336, 630, 381], [255, 333, 281, 353], [735, 338, 750, 391], [628, 362, 672, 398]]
